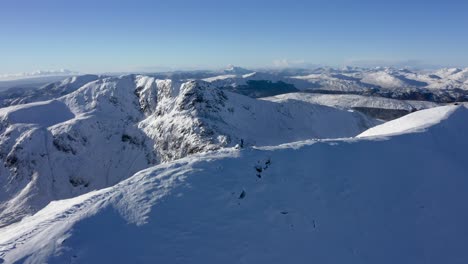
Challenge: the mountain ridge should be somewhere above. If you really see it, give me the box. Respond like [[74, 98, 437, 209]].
[[0, 74, 377, 226]]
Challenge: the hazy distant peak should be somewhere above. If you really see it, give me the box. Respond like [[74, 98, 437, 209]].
[[0, 69, 79, 81], [223, 65, 253, 75]]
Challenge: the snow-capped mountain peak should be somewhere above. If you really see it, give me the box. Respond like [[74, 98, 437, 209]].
[[223, 65, 253, 75]]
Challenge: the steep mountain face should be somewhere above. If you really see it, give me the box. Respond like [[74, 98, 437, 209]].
[[1, 105, 467, 264], [140, 79, 378, 161], [0, 75, 378, 227], [0, 75, 155, 226]]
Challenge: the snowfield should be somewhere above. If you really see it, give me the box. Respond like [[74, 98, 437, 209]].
[[0, 105, 467, 263]]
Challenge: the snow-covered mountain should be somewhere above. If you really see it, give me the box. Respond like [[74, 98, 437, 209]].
[[263, 93, 439, 120], [0, 75, 100, 107], [290, 67, 468, 91], [1, 104, 467, 263], [264, 93, 438, 112], [2, 67, 467, 107], [202, 71, 301, 97], [223, 65, 254, 75], [0, 75, 156, 226], [194, 66, 468, 103], [0, 74, 378, 227], [434, 67, 468, 81]]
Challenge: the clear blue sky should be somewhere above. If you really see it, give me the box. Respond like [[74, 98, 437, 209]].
[[1, 0, 467, 73]]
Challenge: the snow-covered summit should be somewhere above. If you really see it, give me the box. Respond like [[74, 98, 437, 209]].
[[223, 65, 253, 75]]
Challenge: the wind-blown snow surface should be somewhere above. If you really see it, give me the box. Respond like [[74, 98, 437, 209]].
[[1, 105, 467, 263], [0, 75, 377, 227], [357, 104, 461, 137]]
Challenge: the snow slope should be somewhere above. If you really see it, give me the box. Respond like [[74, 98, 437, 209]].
[[357, 104, 461, 137], [264, 93, 438, 112], [0, 75, 377, 227], [263, 93, 441, 120], [290, 72, 377, 91], [1, 105, 467, 263], [360, 71, 418, 88]]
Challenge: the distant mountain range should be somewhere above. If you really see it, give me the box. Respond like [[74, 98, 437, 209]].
[[0, 69, 78, 81]]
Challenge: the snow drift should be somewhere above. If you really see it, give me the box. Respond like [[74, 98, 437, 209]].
[[357, 104, 462, 137]]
